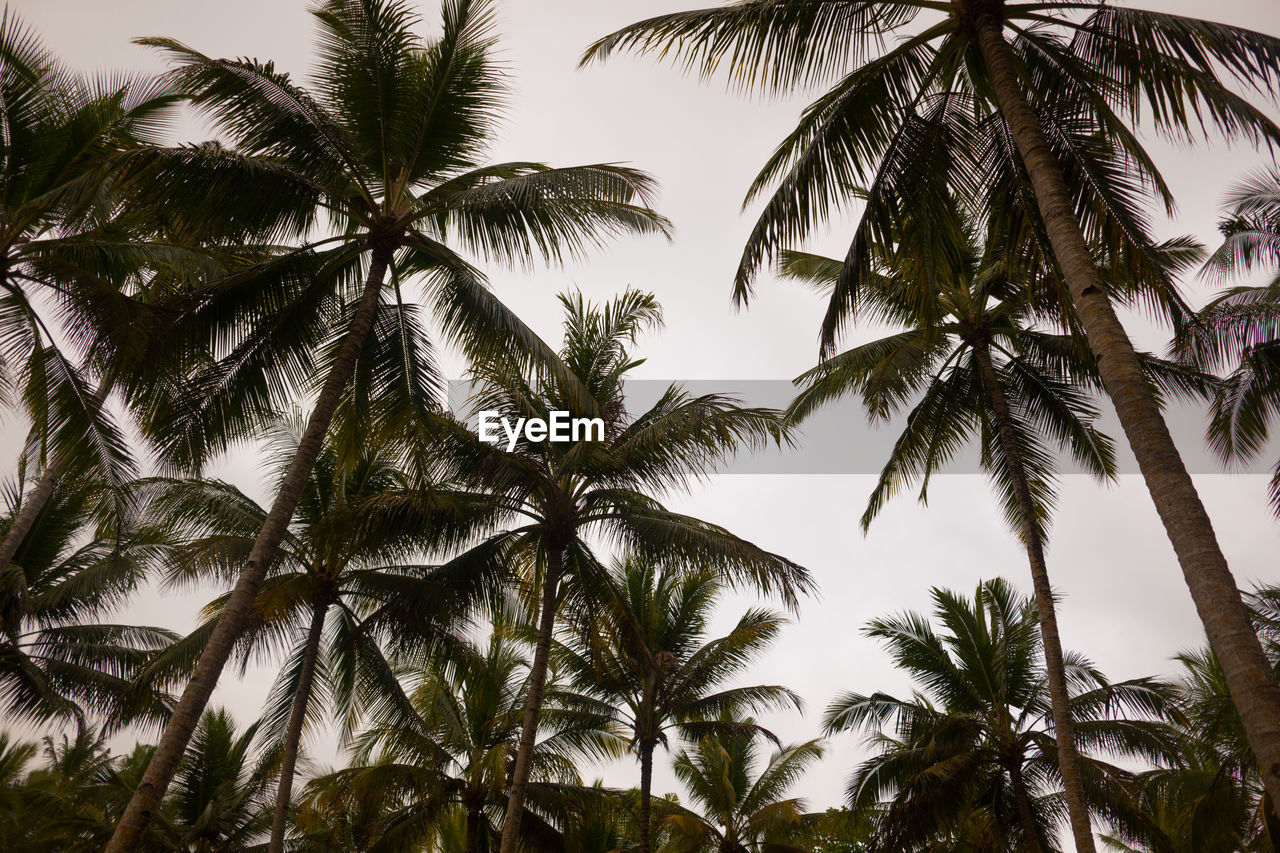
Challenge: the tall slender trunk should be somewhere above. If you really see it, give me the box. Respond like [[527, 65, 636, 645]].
[[973, 14, 1280, 812], [269, 598, 329, 853], [498, 543, 563, 853], [1007, 757, 1045, 853], [0, 375, 117, 576], [639, 739, 655, 853], [973, 343, 1095, 852], [465, 800, 482, 853], [107, 247, 392, 853]]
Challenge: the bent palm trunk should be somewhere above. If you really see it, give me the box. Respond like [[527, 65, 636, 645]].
[[498, 543, 563, 853], [0, 376, 117, 575], [269, 599, 329, 853], [974, 14, 1280, 814], [974, 344, 1095, 852], [106, 248, 392, 853]]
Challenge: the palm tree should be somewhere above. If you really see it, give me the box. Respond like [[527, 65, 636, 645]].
[[555, 556, 801, 853], [0, 11, 196, 579], [0, 462, 177, 728], [1099, 648, 1278, 853], [826, 579, 1181, 852], [1176, 166, 1280, 514], [661, 726, 824, 853], [159, 709, 275, 853], [583, 4, 1280, 832], [134, 420, 499, 853], [782, 204, 1207, 848], [107, 0, 671, 847], [415, 287, 812, 853], [305, 627, 617, 853]]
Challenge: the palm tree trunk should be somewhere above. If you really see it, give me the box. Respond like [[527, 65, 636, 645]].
[[0, 375, 117, 575], [973, 344, 1095, 852], [1008, 758, 1045, 853], [973, 13, 1280, 812], [498, 543, 563, 853], [269, 599, 329, 853], [465, 802, 482, 853], [639, 739, 655, 853], [106, 247, 393, 853]]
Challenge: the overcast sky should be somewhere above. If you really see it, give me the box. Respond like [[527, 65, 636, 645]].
[[12, 0, 1280, 812]]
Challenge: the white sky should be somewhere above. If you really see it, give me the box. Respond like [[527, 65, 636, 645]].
[[11, 0, 1280, 817]]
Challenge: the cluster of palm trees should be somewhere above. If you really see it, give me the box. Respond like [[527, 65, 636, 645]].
[[1, 0, 1280, 850]]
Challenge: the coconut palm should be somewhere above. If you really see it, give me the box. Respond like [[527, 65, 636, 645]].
[[826, 579, 1181, 852], [583, 4, 1280, 834], [304, 627, 618, 853], [555, 556, 801, 853], [133, 419, 501, 853], [661, 726, 824, 853], [783, 200, 1209, 848], [0, 461, 177, 728], [1099, 648, 1278, 853], [107, 0, 671, 846], [158, 708, 275, 853], [1176, 166, 1280, 515], [412, 287, 812, 853], [0, 11, 203, 580]]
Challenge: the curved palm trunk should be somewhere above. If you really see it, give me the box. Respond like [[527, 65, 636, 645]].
[[0, 376, 117, 576], [269, 599, 329, 853], [973, 344, 1095, 852], [498, 543, 563, 853], [107, 248, 393, 853], [639, 739, 656, 853], [973, 14, 1280, 813]]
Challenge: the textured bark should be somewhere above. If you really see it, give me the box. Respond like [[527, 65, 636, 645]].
[[268, 599, 329, 853], [974, 343, 1095, 852], [639, 739, 655, 853], [106, 248, 392, 853], [974, 13, 1280, 816], [498, 544, 562, 853], [0, 376, 117, 576]]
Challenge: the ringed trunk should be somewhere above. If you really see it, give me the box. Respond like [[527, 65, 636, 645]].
[[498, 542, 563, 853], [106, 247, 393, 853], [973, 13, 1280, 813], [268, 599, 329, 853], [973, 344, 1095, 852]]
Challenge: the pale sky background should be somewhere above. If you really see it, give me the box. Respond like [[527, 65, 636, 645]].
[[10, 0, 1280, 817]]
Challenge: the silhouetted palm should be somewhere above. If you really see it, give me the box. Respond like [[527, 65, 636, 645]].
[[0, 466, 176, 728], [663, 726, 824, 853], [826, 579, 1180, 852], [109, 1, 670, 847], [1177, 166, 1280, 515], [414, 288, 812, 853], [305, 628, 618, 853], [555, 556, 800, 853], [584, 5, 1280, 834]]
